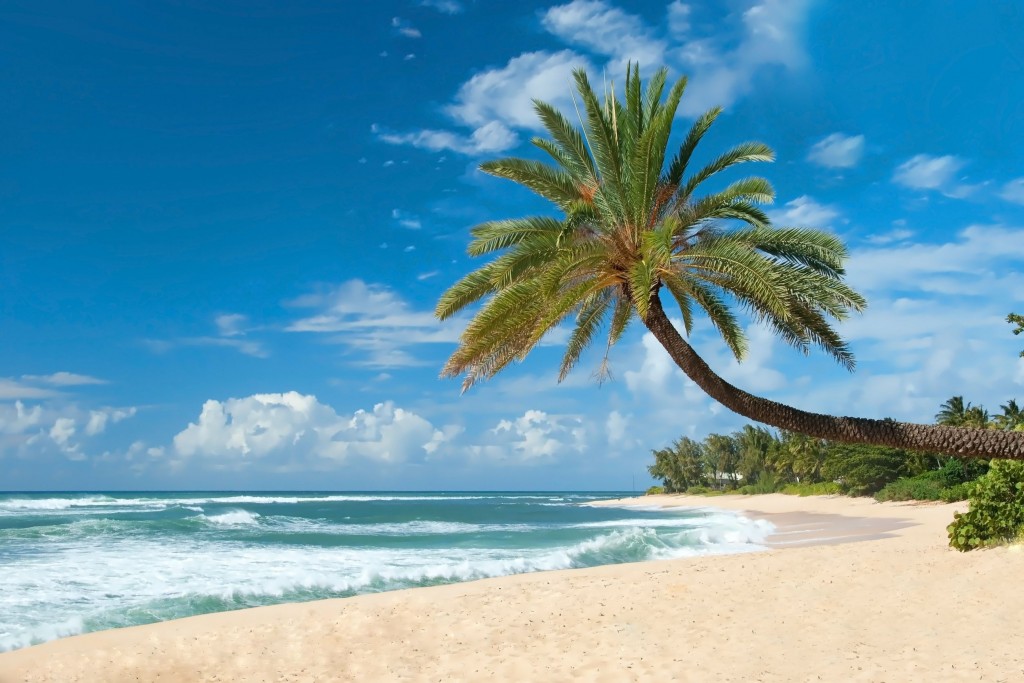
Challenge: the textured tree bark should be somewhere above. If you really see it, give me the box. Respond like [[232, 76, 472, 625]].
[[642, 295, 1024, 460]]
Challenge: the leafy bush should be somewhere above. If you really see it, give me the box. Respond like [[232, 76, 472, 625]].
[[737, 474, 784, 495], [948, 460, 1024, 551], [938, 457, 989, 487], [645, 485, 666, 495], [779, 481, 841, 496], [874, 471, 970, 502], [683, 485, 727, 496], [822, 444, 908, 495]]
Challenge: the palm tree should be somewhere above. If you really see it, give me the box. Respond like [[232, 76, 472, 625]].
[[936, 396, 990, 429], [734, 424, 776, 484], [436, 65, 1024, 460], [782, 431, 828, 483], [1009, 313, 1024, 357], [995, 399, 1024, 431]]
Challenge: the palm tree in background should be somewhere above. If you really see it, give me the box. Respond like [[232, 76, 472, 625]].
[[436, 65, 1024, 460], [936, 396, 990, 429], [1009, 313, 1024, 357], [995, 400, 1024, 432]]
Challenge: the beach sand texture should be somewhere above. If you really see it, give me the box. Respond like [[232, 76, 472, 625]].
[[2, 493, 1022, 682]]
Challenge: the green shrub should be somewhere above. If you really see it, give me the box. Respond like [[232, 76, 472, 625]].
[[822, 444, 908, 495], [685, 485, 711, 495], [779, 481, 841, 496], [873, 470, 973, 503], [645, 485, 666, 495], [938, 457, 989, 487], [737, 475, 784, 495], [948, 460, 1024, 551], [939, 483, 971, 503]]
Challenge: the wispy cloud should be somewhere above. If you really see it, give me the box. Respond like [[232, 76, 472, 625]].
[[541, 0, 666, 70], [421, 0, 463, 13], [380, 0, 816, 157], [671, 0, 813, 115], [391, 17, 422, 39], [807, 133, 865, 169], [145, 314, 268, 358], [1000, 178, 1024, 205], [893, 154, 979, 198], [379, 121, 519, 155], [0, 379, 61, 400], [285, 280, 461, 368], [768, 195, 840, 228], [21, 372, 107, 387], [391, 208, 422, 230]]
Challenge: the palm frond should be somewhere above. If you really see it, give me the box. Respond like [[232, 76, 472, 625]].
[[532, 100, 597, 181], [679, 141, 775, 202], [468, 217, 563, 257], [559, 291, 612, 381], [480, 159, 582, 209], [665, 106, 722, 189]]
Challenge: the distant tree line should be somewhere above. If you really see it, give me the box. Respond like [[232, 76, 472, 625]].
[[648, 396, 1024, 498]]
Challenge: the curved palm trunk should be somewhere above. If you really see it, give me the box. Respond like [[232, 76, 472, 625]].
[[643, 296, 1024, 460]]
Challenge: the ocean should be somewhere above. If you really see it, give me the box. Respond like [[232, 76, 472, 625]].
[[0, 491, 773, 652]]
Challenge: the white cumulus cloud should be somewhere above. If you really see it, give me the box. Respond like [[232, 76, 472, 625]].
[[472, 410, 586, 462], [172, 392, 449, 468]]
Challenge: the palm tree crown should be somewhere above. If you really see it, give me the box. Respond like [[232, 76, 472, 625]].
[[438, 66, 863, 389], [437, 65, 1024, 460]]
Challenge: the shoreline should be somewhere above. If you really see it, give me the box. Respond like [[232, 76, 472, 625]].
[[4, 494, 1024, 681]]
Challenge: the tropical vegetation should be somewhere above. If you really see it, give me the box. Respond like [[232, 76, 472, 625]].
[[437, 65, 1024, 459], [1010, 313, 1024, 357], [646, 395, 1024, 550]]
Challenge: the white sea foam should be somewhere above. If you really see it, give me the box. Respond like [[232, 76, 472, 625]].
[[202, 510, 261, 526], [267, 517, 535, 536], [0, 500, 769, 653], [0, 616, 84, 653], [0, 494, 510, 514]]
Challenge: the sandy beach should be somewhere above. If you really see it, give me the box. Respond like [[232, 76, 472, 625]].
[[2, 493, 1022, 682]]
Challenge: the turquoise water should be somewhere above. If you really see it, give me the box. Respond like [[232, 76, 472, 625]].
[[0, 491, 772, 651]]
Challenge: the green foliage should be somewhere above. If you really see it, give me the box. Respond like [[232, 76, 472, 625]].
[[948, 460, 1024, 551], [938, 457, 988, 487], [935, 396, 990, 428], [685, 485, 719, 495], [1009, 313, 1024, 358], [776, 431, 829, 483], [874, 471, 970, 503], [737, 480, 780, 495], [647, 397, 1013, 501], [438, 63, 865, 392], [734, 425, 777, 484], [822, 443, 909, 496], [647, 437, 708, 492], [779, 481, 841, 496], [995, 399, 1024, 431], [645, 485, 666, 495], [704, 433, 740, 489]]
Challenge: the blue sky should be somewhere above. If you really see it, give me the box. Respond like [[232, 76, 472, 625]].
[[2, 0, 1024, 491]]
